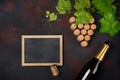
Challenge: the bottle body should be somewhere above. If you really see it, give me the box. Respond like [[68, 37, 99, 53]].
[[75, 57, 102, 80], [75, 41, 110, 80]]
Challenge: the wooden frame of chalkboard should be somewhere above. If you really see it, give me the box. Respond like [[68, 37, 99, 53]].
[[21, 35, 63, 66]]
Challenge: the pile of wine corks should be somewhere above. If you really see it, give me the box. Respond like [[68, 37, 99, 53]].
[[69, 16, 97, 47]]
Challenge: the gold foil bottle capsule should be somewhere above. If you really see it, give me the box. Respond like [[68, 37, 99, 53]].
[[95, 41, 110, 61], [69, 16, 76, 24], [50, 65, 59, 76]]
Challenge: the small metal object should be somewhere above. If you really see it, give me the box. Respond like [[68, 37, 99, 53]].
[[50, 65, 59, 76]]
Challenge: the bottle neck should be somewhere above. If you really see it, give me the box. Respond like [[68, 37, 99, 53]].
[[95, 44, 110, 61]]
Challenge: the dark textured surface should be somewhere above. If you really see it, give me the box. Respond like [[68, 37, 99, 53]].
[[0, 0, 120, 80]]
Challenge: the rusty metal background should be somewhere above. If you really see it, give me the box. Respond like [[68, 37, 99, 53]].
[[0, 0, 120, 80]]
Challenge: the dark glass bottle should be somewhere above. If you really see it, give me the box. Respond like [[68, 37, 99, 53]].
[[75, 41, 110, 80]]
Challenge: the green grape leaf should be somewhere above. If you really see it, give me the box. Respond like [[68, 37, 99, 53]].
[[92, 0, 120, 36], [109, 21, 120, 36], [74, 10, 93, 24], [74, 0, 91, 11], [92, 0, 116, 15], [49, 13, 58, 21], [45, 11, 58, 22], [100, 18, 120, 36], [73, 0, 92, 24], [105, 0, 116, 4], [56, 0, 71, 14], [104, 13, 116, 22]]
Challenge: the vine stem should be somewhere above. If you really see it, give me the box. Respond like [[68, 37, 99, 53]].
[[48, 21, 52, 33]]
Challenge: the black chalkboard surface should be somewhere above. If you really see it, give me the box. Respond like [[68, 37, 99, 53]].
[[22, 35, 63, 66]]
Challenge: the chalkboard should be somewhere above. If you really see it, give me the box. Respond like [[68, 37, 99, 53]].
[[22, 35, 63, 66]]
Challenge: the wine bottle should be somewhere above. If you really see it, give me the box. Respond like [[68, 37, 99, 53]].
[[75, 41, 110, 80]]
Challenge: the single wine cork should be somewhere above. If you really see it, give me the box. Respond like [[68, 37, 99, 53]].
[[84, 35, 91, 41], [81, 29, 87, 35], [78, 24, 84, 29], [80, 41, 88, 47], [69, 16, 76, 23], [73, 29, 80, 36], [90, 24, 97, 30], [90, 18, 95, 24], [84, 24, 90, 30], [87, 29, 94, 36], [77, 35, 84, 41], [70, 23, 77, 30], [50, 65, 59, 76]]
